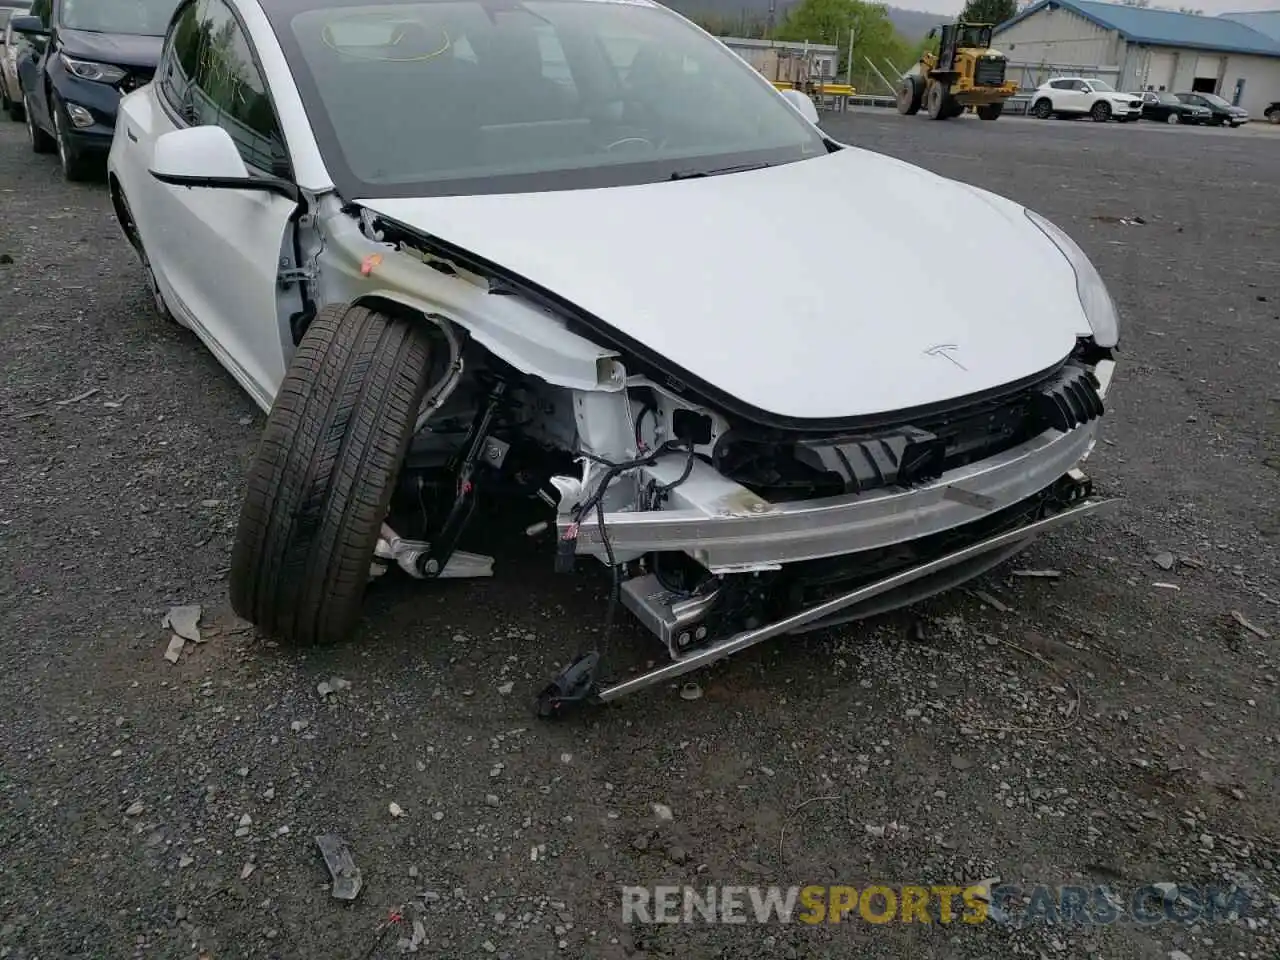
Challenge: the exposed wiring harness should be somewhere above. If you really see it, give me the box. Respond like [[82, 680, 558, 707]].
[[634, 402, 657, 451], [414, 313, 465, 434], [560, 439, 695, 665]]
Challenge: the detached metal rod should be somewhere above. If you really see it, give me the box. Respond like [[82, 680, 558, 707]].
[[595, 498, 1120, 702]]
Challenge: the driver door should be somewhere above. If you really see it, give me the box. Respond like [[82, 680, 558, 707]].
[[122, 0, 300, 409]]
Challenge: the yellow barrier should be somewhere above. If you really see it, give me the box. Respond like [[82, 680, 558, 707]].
[[772, 81, 857, 97]]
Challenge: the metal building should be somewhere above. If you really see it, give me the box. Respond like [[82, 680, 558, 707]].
[[1221, 10, 1280, 44], [993, 0, 1280, 117]]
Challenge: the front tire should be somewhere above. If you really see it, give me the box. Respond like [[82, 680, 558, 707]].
[[1091, 101, 1111, 122], [926, 82, 952, 120], [897, 75, 923, 116], [976, 103, 1003, 120], [52, 96, 96, 181], [2, 83, 23, 121], [229, 304, 435, 647], [1032, 98, 1053, 119]]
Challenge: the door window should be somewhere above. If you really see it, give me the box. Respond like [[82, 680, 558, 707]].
[[157, 0, 203, 118], [157, 0, 288, 175]]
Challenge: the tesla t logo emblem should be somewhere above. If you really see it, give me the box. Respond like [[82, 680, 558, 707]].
[[924, 343, 967, 371]]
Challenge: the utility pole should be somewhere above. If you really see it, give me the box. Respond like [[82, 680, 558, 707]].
[[766, 0, 775, 39], [846, 26, 854, 83]]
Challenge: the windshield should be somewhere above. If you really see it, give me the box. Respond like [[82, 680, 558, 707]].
[[1087, 79, 1115, 92], [61, 0, 180, 36], [271, 0, 828, 199], [954, 25, 990, 48]]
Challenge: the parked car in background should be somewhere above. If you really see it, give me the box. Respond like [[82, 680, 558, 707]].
[[0, 3, 29, 120], [1265, 100, 1279, 124], [1134, 90, 1210, 125], [11, 0, 179, 181], [1031, 77, 1143, 122], [1174, 92, 1249, 127]]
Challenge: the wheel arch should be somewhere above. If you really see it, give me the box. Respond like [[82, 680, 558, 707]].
[[344, 293, 466, 356], [108, 174, 142, 251], [338, 288, 618, 394]]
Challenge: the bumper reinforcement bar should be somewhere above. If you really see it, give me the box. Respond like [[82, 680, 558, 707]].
[[593, 497, 1119, 703]]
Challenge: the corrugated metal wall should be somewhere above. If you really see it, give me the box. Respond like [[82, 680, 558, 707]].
[[994, 7, 1119, 68]]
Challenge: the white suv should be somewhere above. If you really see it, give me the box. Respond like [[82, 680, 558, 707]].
[[1031, 77, 1142, 122]]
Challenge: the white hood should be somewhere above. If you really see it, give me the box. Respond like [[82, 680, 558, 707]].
[[357, 147, 1091, 422]]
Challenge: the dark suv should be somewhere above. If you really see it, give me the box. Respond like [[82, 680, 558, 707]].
[[12, 0, 179, 180]]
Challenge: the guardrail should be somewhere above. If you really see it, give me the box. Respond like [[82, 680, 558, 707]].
[[816, 92, 1037, 115]]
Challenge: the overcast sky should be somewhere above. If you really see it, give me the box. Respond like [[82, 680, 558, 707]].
[[909, 0, 1279, 16]]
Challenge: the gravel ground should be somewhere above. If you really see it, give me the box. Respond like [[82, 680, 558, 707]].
[[1, 109, 1278, 960]]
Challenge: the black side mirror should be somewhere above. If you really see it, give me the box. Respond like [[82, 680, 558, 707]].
[[9, 15, 48, 37]]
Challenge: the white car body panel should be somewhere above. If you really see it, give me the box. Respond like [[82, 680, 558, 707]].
[[356, 147, 1090, 422], [112, 86, 296, 410]]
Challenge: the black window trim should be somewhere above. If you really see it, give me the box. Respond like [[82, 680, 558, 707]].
[[155, 0, 295, 181]]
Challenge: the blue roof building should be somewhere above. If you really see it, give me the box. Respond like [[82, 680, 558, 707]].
[[1221, 10, 1280, 44], [991, 0, 1280, 116]]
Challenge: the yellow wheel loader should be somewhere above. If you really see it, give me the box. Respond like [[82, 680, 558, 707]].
[[897, 22, 1019, 121]]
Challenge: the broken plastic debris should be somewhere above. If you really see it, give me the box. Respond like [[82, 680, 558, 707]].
[[163, 635, 185, 664], [1012, 569, 1061, 578], [1152, 582, 1181, 591], [1230, 610, 1270, 639], [970, 589, 1011, 613], [651, 802, 674, 821], [55, 387, 100, 406], [389, 802, 405, 818], [361, 253, 383, 276], [319, 677, 352, 697], [315, 834, 363, 900], [162, 605, 203, 643], [679, 682, 703, 701]]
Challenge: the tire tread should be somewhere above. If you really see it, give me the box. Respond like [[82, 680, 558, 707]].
[[229, 304, 433, 646]]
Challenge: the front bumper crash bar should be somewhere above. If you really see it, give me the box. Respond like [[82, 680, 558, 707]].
[[560, 422, 1100, 569], [593, 496, 1119, 702]]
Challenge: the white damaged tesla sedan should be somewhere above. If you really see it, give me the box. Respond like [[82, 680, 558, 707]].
[[107, 0, 1120, 713]]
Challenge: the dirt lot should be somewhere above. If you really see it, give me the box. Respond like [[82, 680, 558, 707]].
[[1, 109, 1277, 960]]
